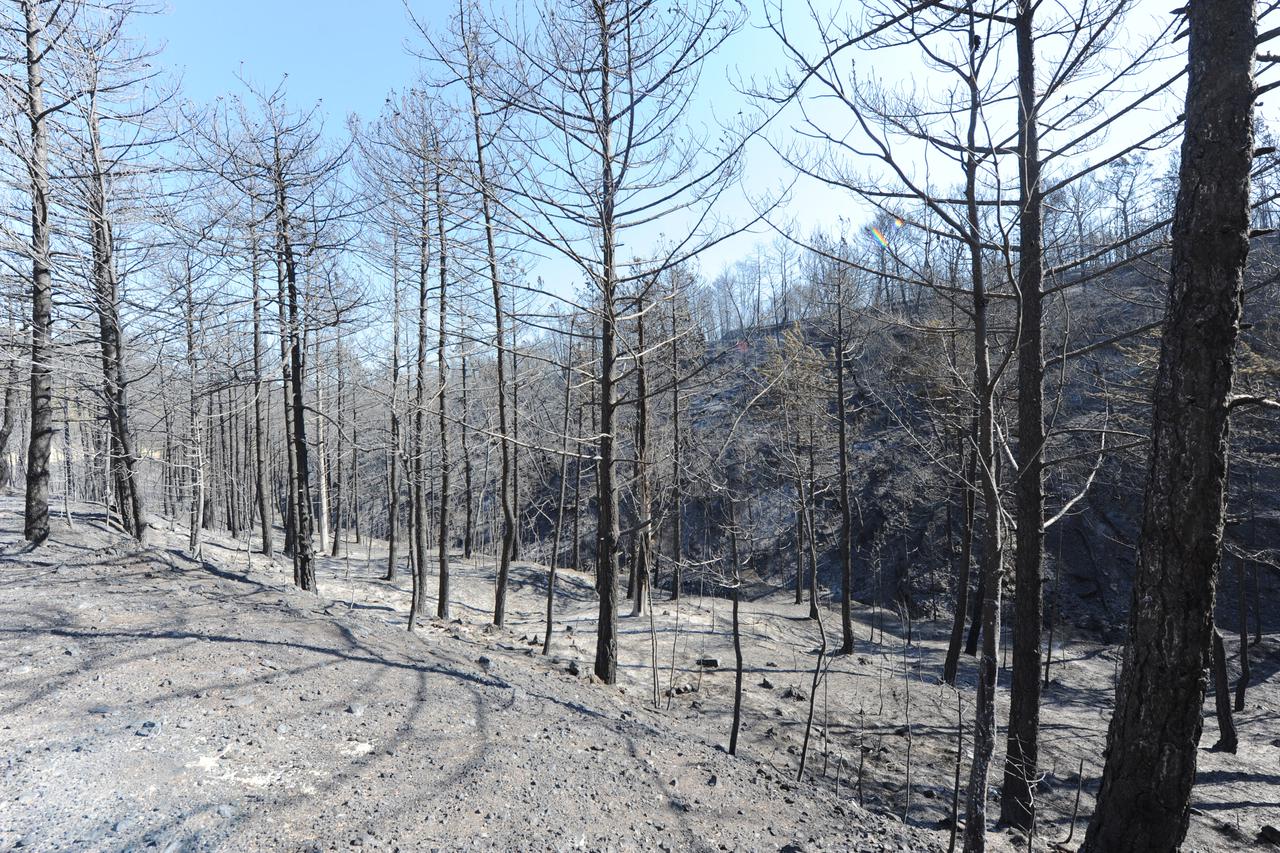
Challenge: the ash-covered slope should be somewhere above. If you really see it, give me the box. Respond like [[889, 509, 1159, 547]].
[[0, 497, 942, 853]]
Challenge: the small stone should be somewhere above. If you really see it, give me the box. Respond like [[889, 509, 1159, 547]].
[[88, 705, 111, 715], [567, 660, 581, 677], [216, 804, 237, 818], [760, 677, 774, 689], [782, 686, 808, 701], [346, 703, 366, 717], [135, 720, 160, 737], [277, 723, 291, 734]]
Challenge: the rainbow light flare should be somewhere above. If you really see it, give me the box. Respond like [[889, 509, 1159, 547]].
[[871, 227, 890, 249]]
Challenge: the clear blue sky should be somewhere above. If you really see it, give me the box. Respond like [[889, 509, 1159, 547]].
[[135, 0, 1203, 290], [136, 0, 423, 123]]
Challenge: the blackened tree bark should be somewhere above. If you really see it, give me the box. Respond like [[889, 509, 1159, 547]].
[[1083, 2, 1255, 848], [545, 319, 574, 654], [1001, 0, 1044, 828], [630, 286, 653, 618], [434, 147, 452, 620], [1210, 627, 1238, 753], [274, 146, 317, 593], [0, 349, 18, 489], [669, 285, 684, 600], [961, 7, 1007, 846], [1235, 556, 1250, 711], [727, 497, 744, 755], [21, 0, 54, 545], [85, 95, 145, 541], [457, 14, 515, 626], [409, 167, 430, 625], [460, 348, 474, 559], [386, 235, 402, 580], [250, 216, 273, 558], [944, 416, 978, 685], [833, 266, 855, 655]]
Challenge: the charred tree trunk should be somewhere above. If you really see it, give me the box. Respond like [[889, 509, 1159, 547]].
[[460, 349, 474, 559], [962, 8, 1006, 846], [86, 102, 145, 542], [944, 418, 978, 685], [1235, 556, 1250, 711], [1210, 627, 1238, 753], [274, 153, 316, 593], [410, 174, 430, 624], [592, 9, 622, 683], [546, 323, 574, 654], [0, 353, 18, 490], [631, 296, 652, 619], [669, 290, 683, 600], [834, 268, 855, 655], [386, 239, 402, 581], [435, 155, 452, 620], [22, 0, 54, 545], [728, 498, 745, 756], [1002, 0, 1044, 827], [463, 51, 516, 626], [251, 219, 273, 558], [1083, 3, 1255, 848]]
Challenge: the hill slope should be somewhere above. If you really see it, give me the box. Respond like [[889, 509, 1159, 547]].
[[0, 498, 948, 853]]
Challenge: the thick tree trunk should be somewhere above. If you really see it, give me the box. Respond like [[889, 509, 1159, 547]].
[[22, 0, 53, 545], [1083, 3, 1254, 848], [592, 8, 621, 683], [1002, 0, 1044, 828], [275, 160, 316, 593]]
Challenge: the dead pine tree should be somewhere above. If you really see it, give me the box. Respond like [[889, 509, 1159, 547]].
[[10, 0, 82, 545], [459, 0, 747, 682], [1084, 1, 1257, 848]]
